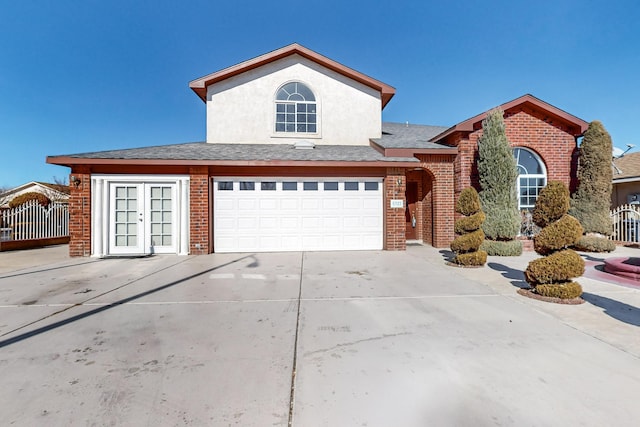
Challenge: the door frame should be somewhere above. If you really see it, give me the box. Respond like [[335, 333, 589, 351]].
[[91, 175, 190, 257]]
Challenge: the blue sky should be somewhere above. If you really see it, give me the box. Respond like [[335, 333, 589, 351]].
[[1, 0, 638, 188]]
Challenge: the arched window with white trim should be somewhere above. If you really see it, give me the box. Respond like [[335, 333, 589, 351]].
[[514, 147, 547, 211], [275, 82, 317, 133]]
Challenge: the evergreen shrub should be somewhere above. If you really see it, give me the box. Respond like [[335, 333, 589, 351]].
[[477, 109, 521, 242], [454, 212, 486, 234], [533, 215, 583, 255], [451, 229, 485, 254], [573, 235, 616, 253], [532, 181, 569, 228], [535, 282, 583, 299], [454, 250, 488, 266], [570, 121, 613, 236], [524, 250, 585, 285], [450, 187, 486, 267], [480, 239, 523, 256], [524, 181, 584, 300], [8, 192, 51, 208]]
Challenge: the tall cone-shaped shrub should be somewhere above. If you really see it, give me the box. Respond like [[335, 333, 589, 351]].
[[450, 187, 487, 266], [477, 109, 522, 255], [525, 181, 585, 299], [569, 121, 614, 251]]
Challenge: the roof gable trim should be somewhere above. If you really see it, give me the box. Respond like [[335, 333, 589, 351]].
[[430, 94, 589, 142], [189, 43, 396, 108]]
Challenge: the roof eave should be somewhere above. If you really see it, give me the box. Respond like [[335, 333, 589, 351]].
[[46, 156, 417, 168]]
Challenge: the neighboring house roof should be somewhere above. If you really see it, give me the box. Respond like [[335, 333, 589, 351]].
[[430, 94, 589, 142], [612, 152, 640, 182], [0, 181, 70, 208], [47, 142, 419, 167], [189, 43, 396, 108]]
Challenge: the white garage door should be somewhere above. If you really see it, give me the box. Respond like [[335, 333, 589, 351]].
[[213, 178, 383, 253]]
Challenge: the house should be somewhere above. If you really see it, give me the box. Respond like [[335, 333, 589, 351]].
[[612, 152, 640, 207], [47, 44, 589, 257], [0, 181, 70, 209]]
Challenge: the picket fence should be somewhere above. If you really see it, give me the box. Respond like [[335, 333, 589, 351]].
[[0, 200, 69, 241], [610, 204, 640, 243]]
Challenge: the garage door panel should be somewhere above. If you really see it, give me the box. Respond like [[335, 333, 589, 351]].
[[281, 198, 299, 209], [259, 199, 278, 209], [362, 198, 381, 209], [259, 217, 278, 229], [217, 199, 235, 210], [214, 178, 382, 253], [238, 199, 257, 210]]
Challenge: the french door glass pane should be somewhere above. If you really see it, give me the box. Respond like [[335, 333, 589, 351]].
[[149, 185, 172, 247], [114, 185, 138, 247]]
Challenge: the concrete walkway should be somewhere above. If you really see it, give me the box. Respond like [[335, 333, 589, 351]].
[[0, 245, 638, 426]]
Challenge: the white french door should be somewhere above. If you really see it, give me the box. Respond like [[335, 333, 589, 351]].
[[108, 183, 177, 255]]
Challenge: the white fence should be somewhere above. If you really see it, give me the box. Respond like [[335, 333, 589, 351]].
[[610, 204, 640, 243], [0, 200, 69, 241]]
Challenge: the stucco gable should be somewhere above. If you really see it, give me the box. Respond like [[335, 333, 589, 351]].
[[189, 43, 395, 108]]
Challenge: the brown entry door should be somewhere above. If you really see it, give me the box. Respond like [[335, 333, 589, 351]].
[[405, 181, 418, 240]]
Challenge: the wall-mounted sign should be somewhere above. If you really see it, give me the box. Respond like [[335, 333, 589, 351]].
[[390, 199, 404, 208]]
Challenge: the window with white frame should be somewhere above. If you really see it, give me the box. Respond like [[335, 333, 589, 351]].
[[275, 82, 317, 133], [514, 147, 547, 211]]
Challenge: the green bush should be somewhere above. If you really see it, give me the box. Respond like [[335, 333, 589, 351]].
[[570, 121, 613, 236], [451, 229, 485, 253], [533, 215, 583, 255], [456, 187, 481, 216], [454, 212, 486, 234], [477, 109, 521, 240], [535, 282, 583, 299], [480, 239, 523, 256], [532, 181, 570, 228], [524, 250, 585, 285], [573, 235, 616, 253], [8, 192, 51, 208], [453, 250, 488, 266]]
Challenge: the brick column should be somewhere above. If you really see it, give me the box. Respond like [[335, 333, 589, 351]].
[[189, 167, 210, 254], [68, 168, 91, 257], [384, 168, 406, 250]]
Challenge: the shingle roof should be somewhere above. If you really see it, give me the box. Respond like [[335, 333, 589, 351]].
[[373, 122, 451, 149], [52, 142, 418, 163], [613, 152, 640, 181]]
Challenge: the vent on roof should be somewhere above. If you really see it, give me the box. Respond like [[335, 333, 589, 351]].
[[294, 140, 315, 150]]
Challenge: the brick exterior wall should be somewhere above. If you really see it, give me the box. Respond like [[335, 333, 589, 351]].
[[189, 167, 210, 254], [384, 168, 406, 250], [456, 107, 577, 196], [418, 155, 456, 248], [68, 170, 91, 257]]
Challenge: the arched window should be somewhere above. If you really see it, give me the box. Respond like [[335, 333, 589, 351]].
[[275, 82, 317, 133], [514, 147, 547, 211]]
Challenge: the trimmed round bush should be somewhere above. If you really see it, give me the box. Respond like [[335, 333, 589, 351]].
[[573, 235, 616, 253], [532, 181, 570, 228], [453, 250, 488, 266], [533, 215, 583, 255], [480, 239, 523, 256], [456, 187, 481, 216], [524, 249, 585, 285], [535, 282, 583, 299], [454, 212, 486, 234], [8, 192, 51, 208], [451, 229, 485, 253]]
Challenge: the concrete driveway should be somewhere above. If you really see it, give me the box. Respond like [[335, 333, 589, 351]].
[[1, 245, 639, 426]]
